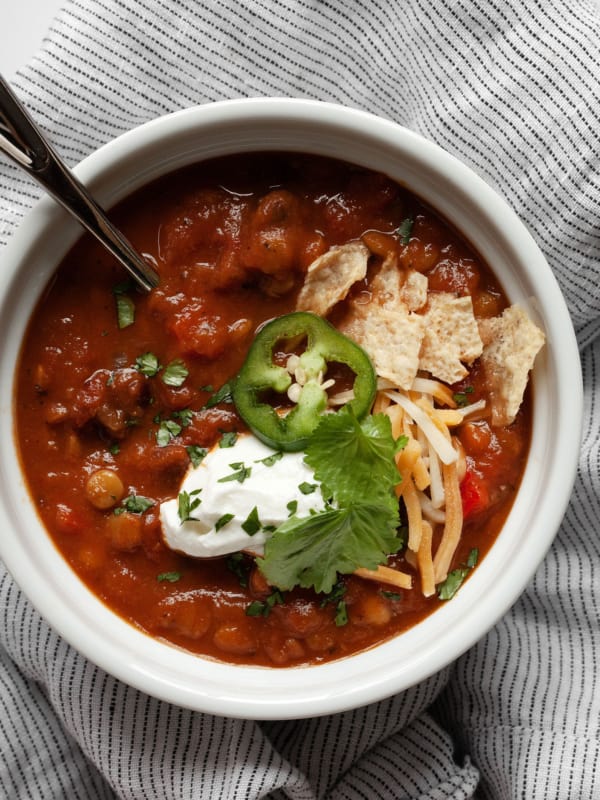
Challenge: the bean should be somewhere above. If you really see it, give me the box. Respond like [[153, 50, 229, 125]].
[[263, 635, 305, 666], [85, 469, 125, 509], [105, 511, 143, 552], [213, 624, 257, 656], [157, 595, 212, 640], [351, 594, 392, 627]]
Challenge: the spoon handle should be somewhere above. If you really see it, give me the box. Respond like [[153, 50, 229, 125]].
[[0, 76, 159, 291]]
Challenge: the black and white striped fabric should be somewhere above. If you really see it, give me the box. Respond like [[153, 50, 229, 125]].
[[1, 1, 599, 797]]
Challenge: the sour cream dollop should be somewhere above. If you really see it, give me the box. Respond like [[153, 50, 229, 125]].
[[160, 433, 325, 558]]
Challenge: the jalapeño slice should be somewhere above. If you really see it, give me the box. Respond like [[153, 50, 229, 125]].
[[232, 312, 376, 451]]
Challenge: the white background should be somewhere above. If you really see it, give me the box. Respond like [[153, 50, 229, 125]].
[[1, 0, 65, 78]]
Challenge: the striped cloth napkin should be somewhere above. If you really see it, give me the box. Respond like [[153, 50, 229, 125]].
[[1, 1, 599, 797]]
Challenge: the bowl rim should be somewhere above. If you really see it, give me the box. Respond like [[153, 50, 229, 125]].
[[0, 97, 583, 719]]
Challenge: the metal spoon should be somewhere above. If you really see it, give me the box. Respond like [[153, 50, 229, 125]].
[[0, 75, 159, 291]]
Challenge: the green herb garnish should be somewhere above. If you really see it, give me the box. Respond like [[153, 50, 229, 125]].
[[245, 589, 285, 617], [258, 409, 402, 595], [177, 489, 202, 524], [437, 548, 479, 600], [219, 431, 238, 448], [227, 552, 250, 587], [156, 419, 182, 446], [186, 445, 208, 467], [453, 386, 475, 407], [286, 500, 298, 517], [204, 381, 234, 409], [115, 493, 155, 515], [241, 506, 262, 536], [298, 482, 318, 495], [157, 571, 182, 583], [161, 359, 189, 387], [215, 513, 235, 531], [135, 352, 161, 377], [397, 215, 414, 245], [255, 451, 284, 467], [218, 462, 252, 484], [115, 294, 135, 329]]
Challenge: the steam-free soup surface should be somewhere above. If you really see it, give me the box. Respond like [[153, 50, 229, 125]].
[[16, 153, 530, 666]]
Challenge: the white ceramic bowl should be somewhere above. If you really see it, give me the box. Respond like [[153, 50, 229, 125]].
[[0, 99, 582, 719]]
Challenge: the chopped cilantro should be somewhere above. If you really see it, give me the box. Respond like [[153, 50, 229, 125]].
[[466, 547, 479, 568], [437, 548, 479, 600], [162, 359, 189, 387], [453, 386, 475, 407], [381, 590, 402, 601], [245, 589, 285, 617], [135, 352, 161, 377], [204, 381, 234, 409], [227, 553, 250, 587], [334, 600, 348, 626], [219, 431, 238, 448], [186, 445, 208, 468], [156, 419, 182, 446], [215, 513, 234, 531], [255, 451, 283, 467], [177, 489, 202, 524], [397, 215, 414, 245], [172, 408, 194, 427], [115, 493, 154, 515], [241, 506, 261, 536], [115, 293, 135, 329], [218, 462, 252, 484], [286, 500, 298, 517], [109, 443, 120, 456], [157, 571, 182, 583], [320, 582, 348, 626], [298, 481, 318, 495], [395, 434, 409, 453]]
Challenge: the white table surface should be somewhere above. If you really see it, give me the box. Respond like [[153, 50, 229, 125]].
[[1, 0, 65, 78]]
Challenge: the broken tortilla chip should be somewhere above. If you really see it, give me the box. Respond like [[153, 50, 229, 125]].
[[419, 293, 483, 384], [478, 304, 545, 426], [295, 241, 370, 317]]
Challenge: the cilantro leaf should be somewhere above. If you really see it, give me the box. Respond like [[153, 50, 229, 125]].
[[186, 445, 208, 467], [204, 381, 234, 409], [218, 462, 252, 484], [156, 418, 182, 446], [258, 502, 401, 595], [215, 513, 234, 531], [177, 489, 202, 524], [157, 571, 182, 583], [241, 506, 261, 535], [397, 215, 414, 245], [115, 293, 135, 329], [304, 408, 400, 511], [162, 359, 189, 387], [115, 493, 154, 515], [135, 352, 161, 377], [219, 431, 238, 448]]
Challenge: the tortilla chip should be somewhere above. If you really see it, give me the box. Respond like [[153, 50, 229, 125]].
[[401, 270, 428, 311], [370, 253, 402, 307], [478, 304, 545, 426], [418, 293, 483, 385], [295, 241, 369, 317], [340, 301, 425, 390]]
